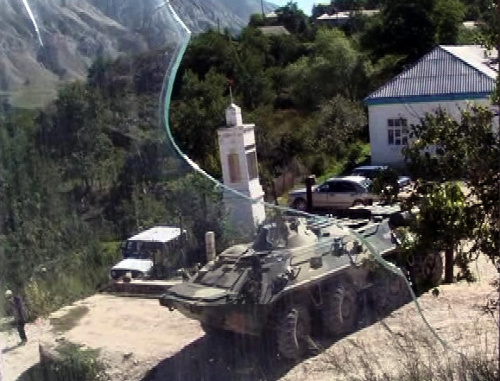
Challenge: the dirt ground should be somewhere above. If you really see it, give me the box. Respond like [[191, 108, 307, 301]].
[[1, 257, 498, 381]]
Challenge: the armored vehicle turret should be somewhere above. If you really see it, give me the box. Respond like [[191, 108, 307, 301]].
[[159, 214, 442, 359]]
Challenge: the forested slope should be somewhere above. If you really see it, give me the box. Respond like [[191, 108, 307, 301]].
[[0, 0, 494, 317]]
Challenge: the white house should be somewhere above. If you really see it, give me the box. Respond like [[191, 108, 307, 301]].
[[364, 45, 498, 166]]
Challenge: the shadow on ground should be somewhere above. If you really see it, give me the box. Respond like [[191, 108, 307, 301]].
[[14, 292, 418, 381], [16, 364, 44, 381], [140, 333, 293, 381], [140, 296, 413, 381], [2, 342, 24, 354]]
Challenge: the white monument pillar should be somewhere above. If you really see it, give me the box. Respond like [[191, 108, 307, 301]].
[[217, 103, 266, 233]]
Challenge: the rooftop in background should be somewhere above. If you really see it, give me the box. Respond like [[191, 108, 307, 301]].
[[128, 226, 183, 243], [316, 9, 380, 20], [462, 21, 479, 29], [258, 25, 290, 35], [365, 45, 498, 105]]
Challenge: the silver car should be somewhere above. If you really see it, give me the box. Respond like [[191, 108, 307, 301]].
[[289, 176, 377, 211]]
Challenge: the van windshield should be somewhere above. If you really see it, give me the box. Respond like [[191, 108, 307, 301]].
[[122, 241, 164, 259]]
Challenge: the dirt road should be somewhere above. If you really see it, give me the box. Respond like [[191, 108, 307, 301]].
[[1, 258, 498, 381]]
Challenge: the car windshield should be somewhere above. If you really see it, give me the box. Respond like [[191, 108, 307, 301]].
[[122, 241, 164, 260], [352, 168, 385, 179]]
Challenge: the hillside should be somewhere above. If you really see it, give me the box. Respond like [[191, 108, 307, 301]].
[[1, 258, 497, 380], [0, 0, 276, 108]]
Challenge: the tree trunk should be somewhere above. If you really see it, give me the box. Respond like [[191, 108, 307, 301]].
[[444, 247, 454, 284]]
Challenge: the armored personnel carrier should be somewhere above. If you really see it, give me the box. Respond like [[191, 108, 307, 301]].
[[159, 213, 442, 359]]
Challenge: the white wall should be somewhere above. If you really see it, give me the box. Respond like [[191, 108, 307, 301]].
[[368, 98, 493, 165]]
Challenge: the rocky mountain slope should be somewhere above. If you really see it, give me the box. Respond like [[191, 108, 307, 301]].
[[0, 0, 276, 108]]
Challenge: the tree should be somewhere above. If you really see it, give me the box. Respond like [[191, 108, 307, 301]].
[[170, 69, 227, 174], [333, 0, 365, 11], [362, 0, 466, 61], [434, 0, 466, 44], [268, 33, 303, 68], [286, 29, 368, 109], [181, 31, 236, 80], [403, 106, 500, 280], [40, 82, 114, 191], [235, 28, 275, 109], [405, 182, 471, 284], [249, 13, 266, 27], [275, 2, 311, 35], [0, 110, 104, 312], [313, 95, 366, 158], [378, 0, 436, 61]]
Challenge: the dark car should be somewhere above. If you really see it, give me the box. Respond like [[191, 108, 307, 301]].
[[350, 166, 411, 189]]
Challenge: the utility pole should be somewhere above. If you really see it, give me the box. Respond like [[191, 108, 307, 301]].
[[261, 0, 265, 18]]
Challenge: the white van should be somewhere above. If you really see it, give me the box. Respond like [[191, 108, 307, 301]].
[[109, 226, 186, 281]]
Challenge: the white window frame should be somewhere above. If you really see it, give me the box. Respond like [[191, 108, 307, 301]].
[[387, 118, 409, 146]]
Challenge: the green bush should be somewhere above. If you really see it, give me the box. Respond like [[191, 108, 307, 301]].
[[41, 342, 108, 381], [371, 168, 400, 204]]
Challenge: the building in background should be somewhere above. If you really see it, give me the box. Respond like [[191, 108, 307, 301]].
[[364, 45, 498, 165], [315, 9, 379, 27]]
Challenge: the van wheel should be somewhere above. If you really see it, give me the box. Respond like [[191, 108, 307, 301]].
[[277, 305, 311, 360]]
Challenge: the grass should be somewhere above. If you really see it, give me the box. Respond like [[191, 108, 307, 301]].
[[50, 305, 90, 333], [320, 321, 498, 381]]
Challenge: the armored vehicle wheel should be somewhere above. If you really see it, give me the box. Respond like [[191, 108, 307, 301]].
[[276, 305, 312, 360], [200, 322, 231, 337], [322, 284, 358, 337], [410, 252, 443, 291], [371, 268, 411, 314]]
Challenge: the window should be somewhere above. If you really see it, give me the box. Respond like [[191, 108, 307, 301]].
[[329, 181, 355, 193], [343, 183, 358, 192], [246, 151, 259, 180], [227, 153, 241, 183], [387, 118, 408, 146], [328, 182, 341, 192], [317, 183, 330, 193]]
